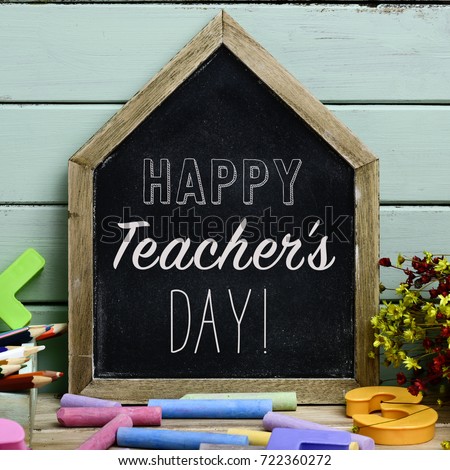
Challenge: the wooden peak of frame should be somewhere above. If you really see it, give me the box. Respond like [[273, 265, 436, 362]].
[[70, 11, 377, 172], [68, 10, 379, 403]]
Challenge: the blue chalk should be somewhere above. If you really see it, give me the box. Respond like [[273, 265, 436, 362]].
[[147, 399, 272, 419], [116, 428, 249, 450], [267, 428, 351, 451]]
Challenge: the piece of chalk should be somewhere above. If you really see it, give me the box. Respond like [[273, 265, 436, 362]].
[[267, 428, 350, 451], [181, 392, 297, 411], [263, 412, 375, 450], [227, 428, 271, 446], [57, 406, 161, 427], [61, 393, 122, 408], [147, 399, 272, 419], [0, 418, 28, 450], [117, 428, 249, 450], [77, 414, 133, 450], [200, 443, 265, 450]]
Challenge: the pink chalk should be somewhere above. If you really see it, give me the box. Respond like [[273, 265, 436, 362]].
[[57, 406, 162, 427], [0, 418, 27, 450], [77, 414, 133, 450], [263, 412, 375, 450], [60, 393, 121, 408]]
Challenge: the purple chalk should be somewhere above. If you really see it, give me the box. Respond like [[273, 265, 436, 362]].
[[263, 412, 375, 450], [60, 393, 121, 408], [267, 428, 351, 450]]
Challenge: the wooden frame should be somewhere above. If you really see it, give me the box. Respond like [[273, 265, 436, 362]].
[[68, 11, 379, 404]]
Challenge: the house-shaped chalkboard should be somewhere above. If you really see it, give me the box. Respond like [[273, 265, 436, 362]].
[[69, 12, 379, 404]]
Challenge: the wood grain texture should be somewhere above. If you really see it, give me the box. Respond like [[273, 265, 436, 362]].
[[1, 5, 449, 103], [354, 161, 379, 387], [1, 104, 449, 204], [31, 394, 450, 450], [223, 12, 377, 170], [0, 206, 67, 303], [82, 378, 359, 405], [68, 162, 93, 394], [70, 12, 222, 168]]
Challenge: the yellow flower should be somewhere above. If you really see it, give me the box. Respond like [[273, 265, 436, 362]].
[[403, 356, 421, 370], [435, 259, 450, 273], [423, 304, 437, 324], [397, 254, 406, 267], [403, 330, 416, 342], [395, 284, 408, 295], [441, 440, 450, 450], [404, 290, 420, 307]]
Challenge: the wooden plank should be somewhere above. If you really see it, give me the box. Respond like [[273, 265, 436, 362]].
[[333, 106, 450, 204], [0, 105, 118, 204], [223, 11, 377, 170], [1, 104, 450, 204], [1, 5, 450, 103], [82, 378, 358, 405], [354, 161, 379, 386], [0, 205, 449, 303], [0, 206, 67, 303], [70, 13, 222, 169], [31, 394, 450, 450], [379, 206, 450, 300], [67, 162, 93, 394]]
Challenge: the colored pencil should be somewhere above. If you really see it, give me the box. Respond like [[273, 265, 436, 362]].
[[0, 327, 28, 344], [35, 323, 68, 341], [0, 326, 47, 347], [22, 345, 45, 357], [0, 375, 52, 392], [0, 345, 45, 361], [0, 344, 45, 352], [0, 357, 30, 366], [0, 364, 22, 378], [14, 370, 64, 382]]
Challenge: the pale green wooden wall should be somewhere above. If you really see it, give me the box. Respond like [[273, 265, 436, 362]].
[[1, 3, 450, 393]]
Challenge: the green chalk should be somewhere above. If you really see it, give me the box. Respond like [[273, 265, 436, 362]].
[[181, 392, 298, 411], [0, 248, 45, 329]]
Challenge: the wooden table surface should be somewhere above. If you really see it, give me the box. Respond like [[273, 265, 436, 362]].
[[30, 393, 450, 451]]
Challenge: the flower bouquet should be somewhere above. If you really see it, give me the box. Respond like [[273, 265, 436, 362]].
[[372, 252, 450, 397]]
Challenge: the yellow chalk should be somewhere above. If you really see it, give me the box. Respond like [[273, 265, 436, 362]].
[[227, 429, 271, 446]]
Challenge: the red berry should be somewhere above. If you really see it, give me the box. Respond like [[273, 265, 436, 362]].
[[379, 258, 392, 267]]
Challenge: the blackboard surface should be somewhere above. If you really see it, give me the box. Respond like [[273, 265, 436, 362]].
[[93, 46, 355, 380]]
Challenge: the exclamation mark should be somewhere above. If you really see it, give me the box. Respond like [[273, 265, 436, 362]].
[[263, 288, 267, 354]]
